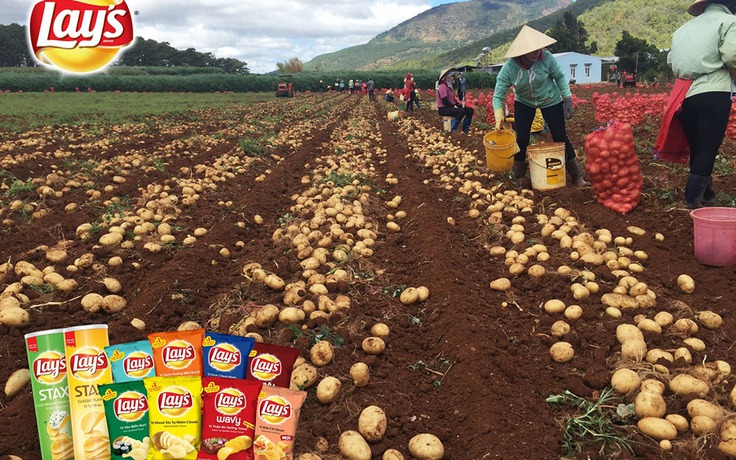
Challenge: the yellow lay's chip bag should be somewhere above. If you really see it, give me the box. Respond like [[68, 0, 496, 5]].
[[144, 376, 202, 460], [149, 330, 204, 377]]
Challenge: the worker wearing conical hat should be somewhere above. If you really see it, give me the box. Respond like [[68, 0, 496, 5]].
[[436, 68, 474, 133], [492, 25, 588, 186], [654, 0, 736, 208]]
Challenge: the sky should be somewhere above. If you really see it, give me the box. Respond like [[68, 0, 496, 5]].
[[4, 0, 466, 73]]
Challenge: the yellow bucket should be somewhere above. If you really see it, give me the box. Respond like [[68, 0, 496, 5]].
[[483, 129, 516, 172], [528, 142, 566, 191]]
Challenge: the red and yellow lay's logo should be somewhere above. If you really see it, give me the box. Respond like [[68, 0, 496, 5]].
[[250, 353, 282, 381], [162, 340, 196, 370], [215, 388, 246, 416], [208, 343, 241, 372], [157, 387, 193, 418], [68, 346, 108, 381], [258, 396, 292, 425], [28, 0, 134, 73], [123, 351, 154, 378], [113, 390, 148, 422], [32, 350, 67, 385]]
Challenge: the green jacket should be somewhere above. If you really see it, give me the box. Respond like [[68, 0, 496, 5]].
[[668, 3, 736, 98], [493, 49, 572, 110]]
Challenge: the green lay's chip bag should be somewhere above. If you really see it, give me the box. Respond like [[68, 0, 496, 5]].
[[100, 380, 151, 460], [107, 340, 156, 382]]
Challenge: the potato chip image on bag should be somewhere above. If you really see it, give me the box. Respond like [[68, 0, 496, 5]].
[[253, 385, 306, 460], [99, 380, 151, 460], [107, 340, 156, 382], [246, 343, 300, 388], [149, 329, 205, 377], [198, 376, 262, 460], [145, 376, 203, 460], [202, 333, 255, 379]]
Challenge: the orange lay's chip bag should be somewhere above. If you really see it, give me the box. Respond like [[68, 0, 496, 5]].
[[149, 329, 204, 377], [253, 385, 306, 460], [145, 376, 202, 460], [246, 343, 300, 388]]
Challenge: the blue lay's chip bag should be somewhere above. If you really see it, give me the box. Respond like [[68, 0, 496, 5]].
[[106, 340, 156, 382], [202, 332, 255, 379]]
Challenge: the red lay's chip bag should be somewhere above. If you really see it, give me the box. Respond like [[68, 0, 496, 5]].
[[246, 343, 300, 388], [198, 377, 262, 460], [253, 385, 306, 460], [149, 329, 205, 377]]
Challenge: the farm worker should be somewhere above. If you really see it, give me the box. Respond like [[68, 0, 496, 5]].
[[493, 25, 588, 186], [415, 87, 422, 109], [339, 80, 345, 93], [385, 87, 395, 103], [348, 79, 354, 94], [319, 80, 324, 93], [436, 68, 474, 133], [456, 71, 467, 105], [403, 73, 418, 111], [655, 0, 736, 208], [362, 81, 367, 94], [367, 78, 375, 101]]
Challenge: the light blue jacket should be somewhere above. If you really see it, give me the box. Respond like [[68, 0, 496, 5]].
[[493, 49, 572, 110], [668, 3, 736, 98]]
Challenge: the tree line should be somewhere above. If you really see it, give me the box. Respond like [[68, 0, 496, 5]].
[[0, 24, 249, 74]]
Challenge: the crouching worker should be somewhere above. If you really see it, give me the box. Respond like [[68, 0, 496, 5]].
[[436, 68, 474, 133], [493, 25, 587, 186]]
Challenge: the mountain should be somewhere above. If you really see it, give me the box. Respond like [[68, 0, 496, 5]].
[[306, 0, 691, 72]]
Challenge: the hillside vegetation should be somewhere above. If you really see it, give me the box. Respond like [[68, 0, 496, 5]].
[[307, 0, 692, 72]]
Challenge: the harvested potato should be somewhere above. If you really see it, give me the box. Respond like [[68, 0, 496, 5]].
[[687, 399, 724, 421], [362, 337, 386, 355], [102, 277, 122, 294], [290, 364, 318, 390], [310, 341, 334, 367], [550, 321, 570, 338], [616, 324, 644, 344], [489, 278, 511, 291], [611, 368, 641, 394], [543, 299, 566, 314], [634, 391, 666, 418], [683, 337, 706, 352], [178, 321, 201, 331], [383, 449, 405, 460], [370, 323, 390, 338], [408, 433, 444, 460], [550, 342, 574, 363], [665, 414, 689, 433], [101, 295, 126, 313], [399, 287, 419, 305], [298, 454, 322, 460], [130, 318, 146, 330], [279, 307, 305, 324], [316, 376, 341, 404], [564, 305, 583, 320], [669, 374, 709, 397], [697, 311, 723, 330], [350, 362, 370, 386], [358, 405, 387, 442], [255, 304, 280, 327], [621, 339, 647, 362], [4, 368, 30, 398], [691, 415, 717, 435], [677, 274, 695, 293], [638, 417, 677, 440], [339, 431, 371, 460], [0, 307, 29, 327]]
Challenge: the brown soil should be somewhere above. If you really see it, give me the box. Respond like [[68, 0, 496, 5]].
[[1, 84, 735, 460]]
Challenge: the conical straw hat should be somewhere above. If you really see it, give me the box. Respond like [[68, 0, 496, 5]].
[[438, 67, 456, 82], [504, 25, 557, 58]]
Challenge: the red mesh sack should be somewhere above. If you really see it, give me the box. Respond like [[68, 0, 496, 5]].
[[584, 121, 643, 214]]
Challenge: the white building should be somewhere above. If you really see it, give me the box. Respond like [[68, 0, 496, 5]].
[[483, 52, 604, 84]]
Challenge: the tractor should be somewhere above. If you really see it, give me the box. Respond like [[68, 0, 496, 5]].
[[275, 74, 294, 98]]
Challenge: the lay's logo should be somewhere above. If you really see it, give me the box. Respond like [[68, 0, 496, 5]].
[[208, 343, 241, 372], [162, 340, 195, 369], [114, 391, 148, 422], [33, 350, 67, 385], [250, 354, 281, 381], [215, 388, 246, 416], [157, 387, 193, 417], [122, 351, 154, 378], [68, 346, 108, 381], [258, 396, 291, 425]]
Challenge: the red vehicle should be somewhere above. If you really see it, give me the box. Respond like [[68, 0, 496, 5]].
[[275, 75, 294, 98], [622, 72, 636, 88]]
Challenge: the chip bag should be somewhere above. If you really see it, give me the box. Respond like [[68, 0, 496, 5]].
[[144, 376, 202, 460], [203, 333, 255, 379], [253, 386, 306, 460], [149, 329, 205, 377], [100, 380, 151, 460], [246, 343, 300, 388], [107, 340, 156, 382], [198, 377, 262, 460]]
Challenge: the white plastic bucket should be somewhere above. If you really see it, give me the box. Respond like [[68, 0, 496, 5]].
[[528, 142, 566, 191], [442, 117, 453, 132]]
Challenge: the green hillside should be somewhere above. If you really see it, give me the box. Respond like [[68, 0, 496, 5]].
[[307, 0, 692, 72]]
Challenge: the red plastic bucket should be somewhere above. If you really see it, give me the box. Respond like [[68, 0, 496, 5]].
[[690, 207, 736, 266]]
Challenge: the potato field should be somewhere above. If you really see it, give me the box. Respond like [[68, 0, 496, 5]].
[[1, 84, 736, 460]]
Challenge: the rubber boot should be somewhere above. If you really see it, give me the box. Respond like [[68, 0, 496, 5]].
[[702, 177, 717, 206], [450, 118, 460, 132], [511, 161, 527, 182], [462, 116, 472, 133], [685, 173, 710, 209], [566, 157, 590, 187]]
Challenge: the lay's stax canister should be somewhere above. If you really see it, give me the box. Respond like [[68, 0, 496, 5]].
[[25, 328, 74, 460], [63, 324, 114, 460]]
